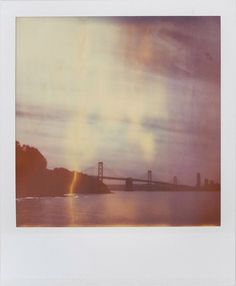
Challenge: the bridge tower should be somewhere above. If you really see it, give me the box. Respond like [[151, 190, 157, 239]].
[[125, 178, 133, 191], [147, 170, 152, 191], [148, 170, 152, 183], [98, 161, 103, 181]]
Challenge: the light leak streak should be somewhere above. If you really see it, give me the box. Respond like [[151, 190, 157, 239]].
[[69, 171, 78, 194]]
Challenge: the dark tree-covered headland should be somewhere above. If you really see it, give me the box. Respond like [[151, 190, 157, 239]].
[[16, 141, 110, 198]]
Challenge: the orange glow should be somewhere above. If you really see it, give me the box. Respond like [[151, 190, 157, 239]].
[[69, 171, 78, 194]]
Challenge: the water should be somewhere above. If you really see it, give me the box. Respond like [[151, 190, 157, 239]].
[[16, 190, 220, 227]]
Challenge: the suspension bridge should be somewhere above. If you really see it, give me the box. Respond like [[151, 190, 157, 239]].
[[81, 162, 178, 191]]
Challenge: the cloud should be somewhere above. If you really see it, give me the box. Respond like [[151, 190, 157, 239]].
[[16, 104, 70, 122], [142, 115, 219, 142], [118, 16, 220, 83]]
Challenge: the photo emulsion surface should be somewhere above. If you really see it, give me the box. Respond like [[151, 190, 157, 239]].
[[16, 17, 220, 227]]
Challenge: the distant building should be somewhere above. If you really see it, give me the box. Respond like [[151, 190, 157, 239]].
[[204, 178, 209, 187], [196, 172, 201, 187], [173, 176, 177, 185]]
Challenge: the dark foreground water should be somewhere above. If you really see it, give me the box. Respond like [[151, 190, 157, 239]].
[[16, 190, 220, 227]]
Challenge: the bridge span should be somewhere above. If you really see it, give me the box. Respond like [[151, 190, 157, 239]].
[[81, 162, 216, 192], [91, 162, 174, 191]]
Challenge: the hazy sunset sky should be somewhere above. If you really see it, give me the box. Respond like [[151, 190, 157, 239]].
[[16, 17, 220, 185]]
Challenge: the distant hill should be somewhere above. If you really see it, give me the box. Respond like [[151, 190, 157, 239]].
[[16, 141, 110, 198]]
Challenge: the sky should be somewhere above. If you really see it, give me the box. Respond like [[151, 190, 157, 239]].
[[16, 17, 220, 185]]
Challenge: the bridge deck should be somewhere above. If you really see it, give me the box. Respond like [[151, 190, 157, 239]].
[[95, 175, 170, 185]]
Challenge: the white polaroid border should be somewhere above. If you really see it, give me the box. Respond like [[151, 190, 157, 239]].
[[0, 1, 235, 286]]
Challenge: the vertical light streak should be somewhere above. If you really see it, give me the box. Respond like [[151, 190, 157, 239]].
[[69, 171, 78, 194]]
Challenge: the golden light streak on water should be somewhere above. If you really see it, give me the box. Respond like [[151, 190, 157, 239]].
[[69, 171, 78, 194], [67, 197, 78, 226], [67, 171, 79, 226]]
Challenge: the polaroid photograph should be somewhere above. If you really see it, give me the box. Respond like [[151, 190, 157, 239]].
[[0, 1, 235, 286]]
